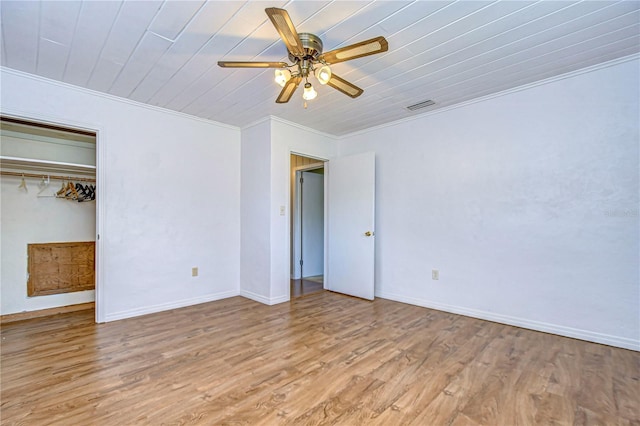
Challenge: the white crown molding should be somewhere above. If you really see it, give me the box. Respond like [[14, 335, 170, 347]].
[[269, 115, 339, 140], [0, 67, 241, 132], [4, 52, 637, 140], [340, 53, 640, 140], [241, 115, 339, 140], [241, 116, 271, 131]]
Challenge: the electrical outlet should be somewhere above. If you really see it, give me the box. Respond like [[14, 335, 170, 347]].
[[192, 267, 198, 277], [432, 269, 439, 280]]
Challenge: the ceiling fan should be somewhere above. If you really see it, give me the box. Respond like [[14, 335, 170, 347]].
[[217, 7, 388, 104]]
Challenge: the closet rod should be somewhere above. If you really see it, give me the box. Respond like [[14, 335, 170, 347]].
[[0, 170, 96, 183]]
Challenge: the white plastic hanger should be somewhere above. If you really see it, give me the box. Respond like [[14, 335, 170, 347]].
[[18, 174, 28, 192], [37, 175, 50, 194]]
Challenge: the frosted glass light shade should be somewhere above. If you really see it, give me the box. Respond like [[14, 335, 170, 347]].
[[274, 69, 291, 87], [302, 82, 317, 100], [315, 65, 331, 85]]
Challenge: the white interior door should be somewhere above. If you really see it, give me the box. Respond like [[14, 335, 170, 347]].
[[301, 171, 324, 277], [325, 152, 375, 300]]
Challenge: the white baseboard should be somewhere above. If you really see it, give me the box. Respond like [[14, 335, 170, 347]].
[[104, 290, 240, 322], [240, 289, 289, 305], [377, 291, 639, 352], [268, 294, 290, 305]]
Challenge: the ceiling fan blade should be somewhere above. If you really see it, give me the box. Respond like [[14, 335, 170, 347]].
[[326, 74, 364, 99], [319, 36, 389, 65], [276, 76, 302, 103], [217, 61, 289, 68], [265, 8, 306, 57]]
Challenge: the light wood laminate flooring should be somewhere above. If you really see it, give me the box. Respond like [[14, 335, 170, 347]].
[[291, 277, 324, 298], [1, 292, 638, 425]]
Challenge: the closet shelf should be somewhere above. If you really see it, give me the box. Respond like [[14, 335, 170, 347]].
[[0, 156, 96, 176]]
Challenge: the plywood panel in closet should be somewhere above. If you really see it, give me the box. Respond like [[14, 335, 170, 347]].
[[27, 242, 95, 296]]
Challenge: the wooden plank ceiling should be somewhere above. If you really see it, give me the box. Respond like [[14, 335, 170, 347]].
[[1, 1, 639, 135]]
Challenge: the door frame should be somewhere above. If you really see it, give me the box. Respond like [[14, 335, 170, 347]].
[[289, 153, 326, 289], [1, 108, 105, 323], [292, 164, 324, 279]]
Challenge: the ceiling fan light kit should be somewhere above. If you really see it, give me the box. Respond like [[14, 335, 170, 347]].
[[218, 7, 388, 105], [303, 83, 318, 101], [274, 69, 291, 87], [315, 65, 332, 85]]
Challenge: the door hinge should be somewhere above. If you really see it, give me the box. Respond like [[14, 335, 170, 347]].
[[300, 259, 303, 266], [300, 177, 303, 184]]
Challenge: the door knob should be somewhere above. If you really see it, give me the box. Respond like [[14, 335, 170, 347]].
[[364, 231, 374, 237]]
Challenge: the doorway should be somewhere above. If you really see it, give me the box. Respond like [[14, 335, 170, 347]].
[[0, 116, 99, 320], [290, 154, 325, 298]]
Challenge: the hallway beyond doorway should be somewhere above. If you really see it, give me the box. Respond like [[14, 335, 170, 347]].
[[291, 276, 323, 298]]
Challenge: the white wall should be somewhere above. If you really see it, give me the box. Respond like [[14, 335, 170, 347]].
[[1, 69, 241, 322], [240, 119, 272, 303], [338, 57, 640, 350]]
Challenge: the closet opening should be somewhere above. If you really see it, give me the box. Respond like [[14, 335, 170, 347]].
[[290, 153, 325, 298], [0, 116, 98, 323]]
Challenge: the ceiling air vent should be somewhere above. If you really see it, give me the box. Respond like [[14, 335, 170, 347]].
[[406, 99, 435, 111]]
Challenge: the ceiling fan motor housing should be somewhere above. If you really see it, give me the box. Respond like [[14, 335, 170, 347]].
[[289, 33, 323, 62]]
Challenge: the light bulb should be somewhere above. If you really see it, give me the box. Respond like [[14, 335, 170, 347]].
[[315, 65, 331, 85], [302, 82, 317, 100], [274, 69, 291, 87]]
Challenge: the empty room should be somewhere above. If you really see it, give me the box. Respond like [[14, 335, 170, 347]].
[[1, 1, 638, 424]]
